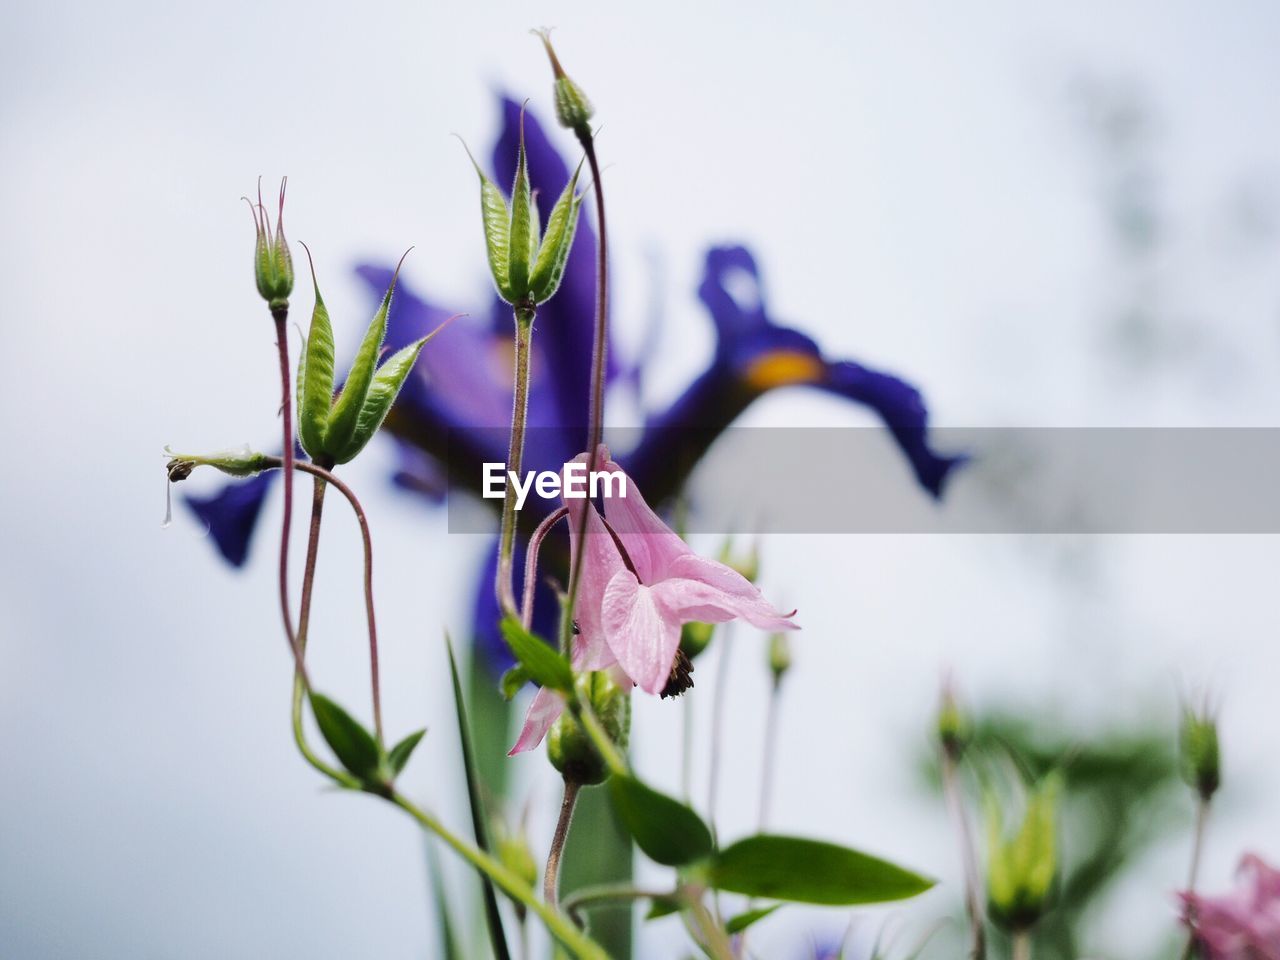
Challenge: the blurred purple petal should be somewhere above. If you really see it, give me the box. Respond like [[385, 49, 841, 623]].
[[183, 471, 276, 568]]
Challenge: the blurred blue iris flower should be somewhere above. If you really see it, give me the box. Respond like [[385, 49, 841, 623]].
[[186, 97, 964, 671]]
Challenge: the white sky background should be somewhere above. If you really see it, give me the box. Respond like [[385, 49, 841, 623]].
[[2, 1, 1280, 957]]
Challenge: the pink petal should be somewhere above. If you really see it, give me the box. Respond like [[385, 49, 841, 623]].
[[596, 456, 692, 584], [601, 568, 683, 695], [508, 686, 566, 755], [562, 452, 627, 671], [655, 553, 799, 631]]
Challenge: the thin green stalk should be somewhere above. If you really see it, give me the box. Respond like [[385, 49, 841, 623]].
[[562, 884, 677, 929], [497, 309, 535, 617], [758, 678, 781, 831], [572, 695, 628, 776], [942, 748, 986, 960], [545, 780, 581, 906], [1181, 797, 1211, 960], [1012, 930, 1031, 960], [559, 134, 609, 657], [391, 792, 609, 960]]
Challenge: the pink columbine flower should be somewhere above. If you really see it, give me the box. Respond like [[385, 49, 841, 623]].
[[1181, 853, 1280, 960], [510, 446, 798, 754]]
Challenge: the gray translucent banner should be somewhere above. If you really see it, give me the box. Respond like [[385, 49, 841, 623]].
[[442, 428, 1280, 534]]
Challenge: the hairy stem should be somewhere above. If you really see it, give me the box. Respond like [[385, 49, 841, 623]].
[[942, 748, 986, 960], [559, 134, 609, 657], [497, 309, 535, 618], [544, 780, 581, 907], [271, 309, 310, 687], [391, 791, 609, 960]]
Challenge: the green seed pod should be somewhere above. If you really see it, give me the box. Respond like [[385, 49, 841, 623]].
[[164, 445, 270, 480], [1179, 705, 1221, 801], [768, 632, 792, 684], [985, 774, 1061, 933], [248, 178, 293, 311], [548, 671, 630, 786], [536, 30, 594, 138], [936, 681, 971, 758]]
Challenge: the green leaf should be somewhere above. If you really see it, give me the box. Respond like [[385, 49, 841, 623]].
[[705, 835, 934, 905], [386, 728, 426, 776], [506, 120, 534, 299], [644, 898, 681, 921], [530, 162, 583, 303], [500, 616, 573, 693], [324, 272, 396, 458], [725, 905, 782, 935], [309, 693, 381, 783], [608, 774, 713, 867], [296, 268, 335, 458], [426, 843, 463, 960], [446, 636, 512, 960], [500, 664, 530, 700]]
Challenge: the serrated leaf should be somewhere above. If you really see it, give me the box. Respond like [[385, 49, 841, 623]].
[[386, 728, 426, 776], [297, 274, 335, 458], [310, 693, 381, 783], [324, 276, 395, 458], [506, 123, 534, 299], [706, 835, 934, 905], [609, 774, 713, 867], [446, 636, 512, 960], [725, 904, 782, 934], [530, 162, 583, 303], [500, 616, 573, 693]]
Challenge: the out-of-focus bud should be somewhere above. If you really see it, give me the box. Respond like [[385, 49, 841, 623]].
[[164, 445, 269, 481], [936, 678, 971, 759], [717, 537, 760, 584], [1179, 704, 1221, 801], [548, 671, 630, 786], [768, 632, 792, 685], [247, 178, 294, 313], [535, 29, 594, 138], [493, 819, 538, 917], [985, 773, 1061, 933], [680, 621, 714, 660]]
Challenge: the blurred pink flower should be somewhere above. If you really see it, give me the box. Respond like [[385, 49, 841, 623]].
[[1181, 853, 1280, 960], [510, 446, 798, 754]]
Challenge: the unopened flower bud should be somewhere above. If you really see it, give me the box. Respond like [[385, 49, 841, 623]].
[[247, 178, 293, 312], [985, 774, 1061, 932], [535, 30, 594, 138], [768, 632, 792, 684], [1179, 705, 1221, 801], [717, 537, 760, 584], [164, 445, 269, 481], [680, 621, 714, 660], [493, 819, 538, 903], [548, 671, 630, 786], [936, 680, 971, 759]]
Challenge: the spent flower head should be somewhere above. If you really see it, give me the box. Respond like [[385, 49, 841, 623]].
[[246, 178, 293, 312]]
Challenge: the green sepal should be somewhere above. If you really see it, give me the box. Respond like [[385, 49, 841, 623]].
[[704, 835, 934, 905], [500, 616, 573, 693], [506, 116, 534, 300], [332, 336, 424, 464], [386, 728, 426, 776], [323, 270, 397, 457], [296, 260, 335, 458], [530, 160, 583, 303], [310, 693, 381, 785], [608, 774, 713, 867]]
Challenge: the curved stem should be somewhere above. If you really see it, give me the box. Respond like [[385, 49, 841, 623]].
[[942, 748, 986, 960], [544, 779, 581, 907], [559, 134, 609, 657], [522, 506, 568, 630], [497, 310, 535, 618], [263, 456, 383, 746], [391, 791, 608, 960], [562, 884, 676, 929], [290, 474, 346, 781]]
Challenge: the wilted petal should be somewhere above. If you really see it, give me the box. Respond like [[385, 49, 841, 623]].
[[601, 569, 683, 695]]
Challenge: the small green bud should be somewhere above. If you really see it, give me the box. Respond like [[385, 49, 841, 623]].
[[1179, 704, 1221, 800], [246, 178, 293, 312], [985, 774, 1061, 932], [548, 671, 630, 786], [535, 30, 594, 137], [164, 445, 270, 481], [768, 632, 792, 684], [717, 537, 760, 583], [936, 680, 971, 758], [493, 820, 539, 897], [680, 621, 714, 660]]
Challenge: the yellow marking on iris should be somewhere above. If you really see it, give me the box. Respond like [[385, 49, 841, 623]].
[[743, 350, 825, 390]]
